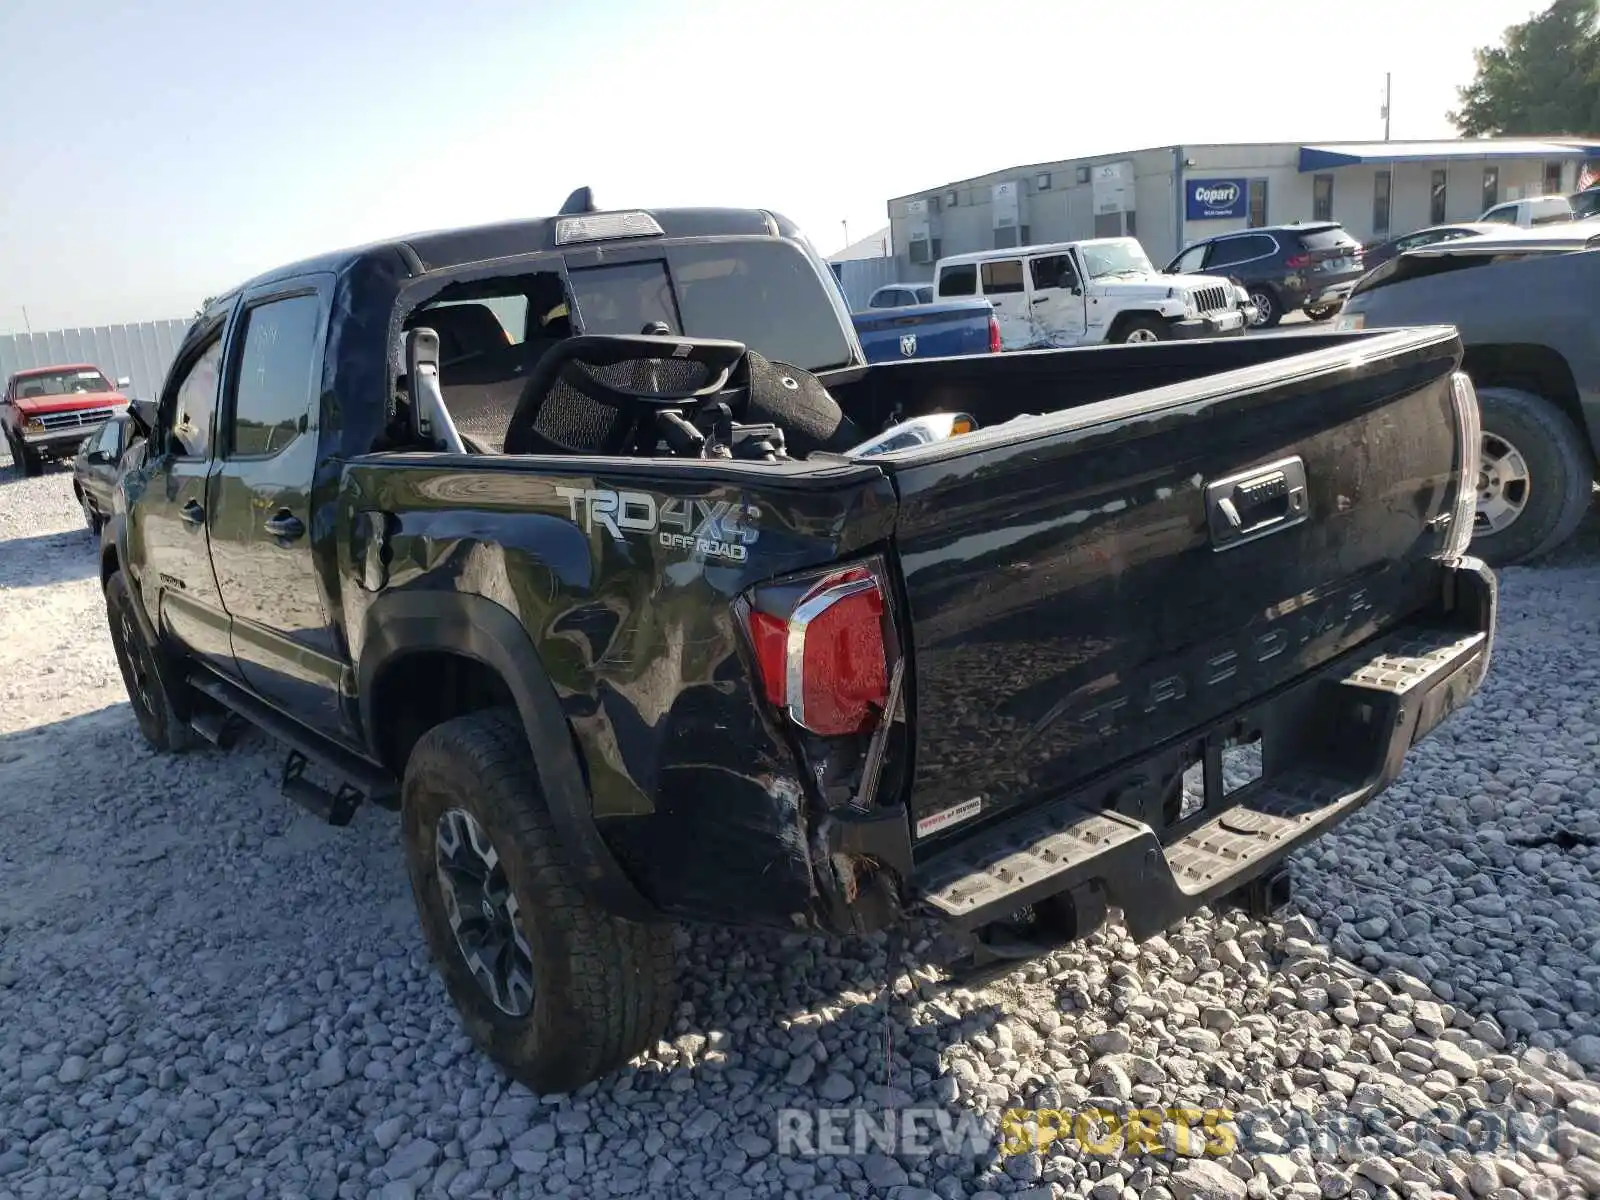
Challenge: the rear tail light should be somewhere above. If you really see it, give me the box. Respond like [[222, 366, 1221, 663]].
[[988, 314, 1002, 353], [1444, 371, 1482, 559], [744, 561, 894, 737], [1284, 254, 1312, 269]]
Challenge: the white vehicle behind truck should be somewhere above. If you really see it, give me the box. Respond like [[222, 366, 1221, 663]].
[[933, 237, 1255, 349]]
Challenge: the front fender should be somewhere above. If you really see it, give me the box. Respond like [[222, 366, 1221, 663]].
[[356, 589, 658, 922]]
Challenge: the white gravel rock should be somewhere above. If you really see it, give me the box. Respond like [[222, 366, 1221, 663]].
[[1, 454, 1597, 1199]]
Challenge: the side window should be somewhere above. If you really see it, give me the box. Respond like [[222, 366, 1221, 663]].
[[1204, 238, 1247, 269], [938, 264, 977, 297], [1171, 244, 1208, 274], [170, 336, 226, 459], [1029, 254, 1079, 291], [1482, 205, 1516, 225], [96, 420, 123, 457], [915, 287, 933, 303], [980, 259, 1025, 295], [229, 294, 322, 458], [868, 290, 892, 308]]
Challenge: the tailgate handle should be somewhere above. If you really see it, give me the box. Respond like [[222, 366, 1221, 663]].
[[1205, 456, 1309, 551]]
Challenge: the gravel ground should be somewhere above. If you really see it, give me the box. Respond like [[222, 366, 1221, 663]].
[[1, 451, 1597, 1200]]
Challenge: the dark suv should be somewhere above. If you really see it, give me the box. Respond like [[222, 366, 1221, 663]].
[[1164, 222, 1365, 328]]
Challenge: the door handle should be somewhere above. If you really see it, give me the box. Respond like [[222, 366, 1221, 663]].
[[1032, 297, 1048, 304], [180, 499, 205, 526], [264, 511, 305, 540]]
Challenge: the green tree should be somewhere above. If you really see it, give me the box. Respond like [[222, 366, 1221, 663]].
[[1451, 0, 1600, 136]]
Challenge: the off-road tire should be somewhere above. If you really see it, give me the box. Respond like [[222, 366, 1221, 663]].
[[1471, 386, 1593, 566], [105, 569, 195, 752], [77, 486, 102, 534], [7, 433, 40, 477], [1248, 286, 1281, 328], [401, 707, 676, 1093], [1115, 315, 1170, 344]]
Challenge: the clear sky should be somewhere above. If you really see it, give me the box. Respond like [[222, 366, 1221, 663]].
[[0, 0, 1553, 332]]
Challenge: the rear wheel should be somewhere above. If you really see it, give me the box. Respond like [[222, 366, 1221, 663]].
[[1117, 315, 1170, 344], [78, 488, 102, 534], [105, 569, 195, 752], [1247, 287, 1281, 328], [1470, 386, 1593, 566], [401, 707, 676, 1093], [7, 433, 40, 477]]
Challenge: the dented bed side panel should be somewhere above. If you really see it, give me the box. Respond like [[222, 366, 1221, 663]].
[[338, 455, 898, 927]]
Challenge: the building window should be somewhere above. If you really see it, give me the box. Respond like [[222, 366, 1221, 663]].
[[1126, 209, 1137, 237], [1313, 175, 1334, 222], [1544, 160, 1564, 195], [1431, 170, 1448, 224], [1036, 173, 1052, 191], [1482, 167, 1499, 212], [946, 190, 959, 208], [1076, 165, 1091, 184], [1373, 170, 1392, 239], [1248, 179, 1268, 227]]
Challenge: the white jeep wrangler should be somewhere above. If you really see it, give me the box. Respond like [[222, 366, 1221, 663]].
[[933, 237, 1256, 349]]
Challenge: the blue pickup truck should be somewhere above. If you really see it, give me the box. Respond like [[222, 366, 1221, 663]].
[[849, 283, 999, 363]]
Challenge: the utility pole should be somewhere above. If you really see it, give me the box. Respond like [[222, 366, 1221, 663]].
[[841, 219, 850, 251], [1382, 73, 1391, 141]]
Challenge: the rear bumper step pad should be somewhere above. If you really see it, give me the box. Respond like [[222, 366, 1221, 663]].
[[915, 619, 1490, 939]]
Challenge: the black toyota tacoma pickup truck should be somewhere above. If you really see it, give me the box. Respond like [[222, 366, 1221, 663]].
[[101, 190, 1496, 1093]]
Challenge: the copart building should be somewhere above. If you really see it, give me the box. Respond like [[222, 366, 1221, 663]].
[[885, 137, 1600, 279]]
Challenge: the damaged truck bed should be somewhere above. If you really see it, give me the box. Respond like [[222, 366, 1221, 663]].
[[101, 194, 1495, 1092]]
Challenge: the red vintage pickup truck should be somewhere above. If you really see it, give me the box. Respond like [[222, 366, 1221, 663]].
[[2, 363, 132, 476]]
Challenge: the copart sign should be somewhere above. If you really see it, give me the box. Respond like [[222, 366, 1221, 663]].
[[556, 487, 760, 562], [1186, 178, 1249, 220]]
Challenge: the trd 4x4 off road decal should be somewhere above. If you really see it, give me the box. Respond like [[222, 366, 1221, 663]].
[[555, 487, 760, 562]]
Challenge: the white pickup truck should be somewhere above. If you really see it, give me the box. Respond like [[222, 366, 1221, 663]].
[[933, 237, 1256, 349]]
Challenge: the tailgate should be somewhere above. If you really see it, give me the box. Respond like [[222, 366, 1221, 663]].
[[854, 304, 989, 359], [879, 330, 1467, 840]]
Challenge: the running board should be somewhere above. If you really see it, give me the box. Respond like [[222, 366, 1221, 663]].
[[189, 704, 244, 749], [186, 670, 399, 815]]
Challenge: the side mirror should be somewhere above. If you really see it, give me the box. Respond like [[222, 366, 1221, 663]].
[[130, 398, 159, 440], [115, 376, 132, 390]]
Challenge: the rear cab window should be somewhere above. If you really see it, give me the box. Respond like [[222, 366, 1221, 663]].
[[565, 242, 856, 373]]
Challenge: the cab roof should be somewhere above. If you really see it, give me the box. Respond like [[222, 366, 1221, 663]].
[[935, 237, 1141, 268], [11, 362, 103, 378], [207, 205, 804, 318]]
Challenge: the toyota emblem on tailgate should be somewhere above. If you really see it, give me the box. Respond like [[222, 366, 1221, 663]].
[[899, 334, 917, 357]]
